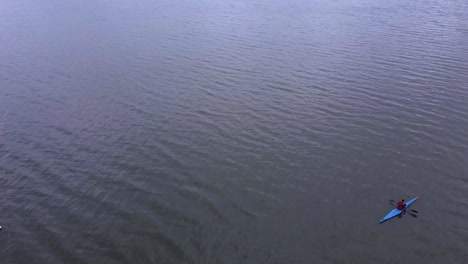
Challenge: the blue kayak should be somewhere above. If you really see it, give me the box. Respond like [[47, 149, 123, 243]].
[[379, 196, 419, 223]]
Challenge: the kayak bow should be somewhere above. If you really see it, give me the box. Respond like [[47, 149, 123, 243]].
[[379, 196, 419, 223]]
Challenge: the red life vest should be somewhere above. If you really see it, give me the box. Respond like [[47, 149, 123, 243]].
[[397, 201, 406, 210]]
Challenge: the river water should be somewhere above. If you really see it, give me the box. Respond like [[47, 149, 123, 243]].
[[1, 0, 467, 263]]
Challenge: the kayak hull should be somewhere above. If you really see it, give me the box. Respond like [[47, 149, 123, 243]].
[[379, 196, 419, 223]]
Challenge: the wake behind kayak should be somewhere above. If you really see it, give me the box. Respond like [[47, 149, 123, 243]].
[[379, 196, 419, 223]]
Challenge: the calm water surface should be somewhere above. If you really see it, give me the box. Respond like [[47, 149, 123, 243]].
[[1, 0, 467, 263]]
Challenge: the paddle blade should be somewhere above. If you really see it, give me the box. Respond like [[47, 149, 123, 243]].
[[409, 213, 418, 218]]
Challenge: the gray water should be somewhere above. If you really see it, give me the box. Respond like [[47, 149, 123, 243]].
[[1, 0, 468, 263]]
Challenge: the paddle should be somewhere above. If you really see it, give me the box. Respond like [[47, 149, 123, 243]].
[[408, 212, 418, 218], [389, 200, 418, 214]]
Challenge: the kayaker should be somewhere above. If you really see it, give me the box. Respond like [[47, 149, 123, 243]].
[[397, 199, 406, 210]]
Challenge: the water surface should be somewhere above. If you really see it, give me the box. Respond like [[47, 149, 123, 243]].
[[1, 0, 467, 263]]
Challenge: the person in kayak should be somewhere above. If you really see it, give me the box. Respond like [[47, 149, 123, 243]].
[[397, 199, 406, 210]]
